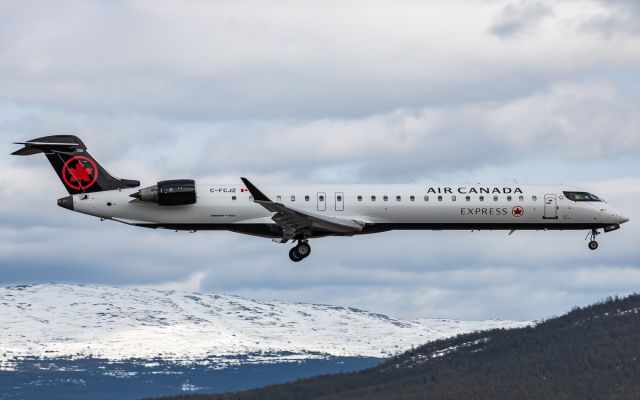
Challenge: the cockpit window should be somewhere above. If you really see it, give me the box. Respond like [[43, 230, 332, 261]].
[[563, 191, 602, 202]]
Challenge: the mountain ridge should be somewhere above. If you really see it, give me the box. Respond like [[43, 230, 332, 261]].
[[0, 283, 529, 370]]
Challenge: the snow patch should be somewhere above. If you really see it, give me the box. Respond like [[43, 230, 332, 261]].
[[0, 284, 531, 370]]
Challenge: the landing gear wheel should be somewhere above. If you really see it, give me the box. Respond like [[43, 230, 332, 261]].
[[586, 229, 600, 251], [296, 242, 311, 258], [288, 241, 311, 262], [289, 247, 303, 262]]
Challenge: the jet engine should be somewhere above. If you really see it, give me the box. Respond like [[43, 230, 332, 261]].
[[130, 179, 196, 206]]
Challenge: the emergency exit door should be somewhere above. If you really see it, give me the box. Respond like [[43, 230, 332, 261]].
[[317, 192, 326, 211], [335, 192, 344, 211], [544, 194, 558, 219]]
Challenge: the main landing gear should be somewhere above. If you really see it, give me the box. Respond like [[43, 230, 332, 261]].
[[587, 229, 600, 251], [289, 241, 311, 262]]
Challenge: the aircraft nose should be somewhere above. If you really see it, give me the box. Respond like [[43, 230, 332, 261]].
[[57, 196, 74, 211], [620, 215, 630, 224]]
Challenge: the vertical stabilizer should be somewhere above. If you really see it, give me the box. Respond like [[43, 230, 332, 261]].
[[12, 135, 140, 194]]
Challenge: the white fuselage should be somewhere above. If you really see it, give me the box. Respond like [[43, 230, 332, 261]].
[[70, 183, 628, 239]]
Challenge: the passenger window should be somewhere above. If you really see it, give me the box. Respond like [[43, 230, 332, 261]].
[[424, 195, 429, 202], [383, 195, 388, 202], [291, 196, 296, 202], [277, 195, 282, 202], [438, 196, 443, 202], [319, 195, 324, 201], [532, 196, 537, 201], [249, 196, 254, 202], [466, 195, 471, 202], [479, 196, 485, 201], [452, 196, 456, 201], [357, 196, 363, 202], [232, 196, 237, 201], [337, 195, 343, 202], [493, 196, 498, 202], [371, 196, 376, 202], [410, 196, 415, 202], [396, 196, 402, 202], [305, 195, 310, 202], [507, 196, 512, 201], [519, 195, 524, 201]]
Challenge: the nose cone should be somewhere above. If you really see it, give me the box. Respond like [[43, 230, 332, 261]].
[[57, 196, 74, 211], [620, 215, 630, 224]]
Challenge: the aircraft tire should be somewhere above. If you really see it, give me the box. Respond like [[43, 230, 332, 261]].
[[588, 240, 599, 250], [296, 242, 311, 258], [289, 247, 303, 262]]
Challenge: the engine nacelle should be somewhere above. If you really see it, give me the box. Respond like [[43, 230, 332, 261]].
[[130, 179, 196, 206]]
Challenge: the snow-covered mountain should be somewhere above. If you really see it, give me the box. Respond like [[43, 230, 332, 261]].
[[0, 284, 530, 370]]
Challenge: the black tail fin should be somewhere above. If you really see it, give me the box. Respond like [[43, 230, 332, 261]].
[[12, 135, 140, 194]]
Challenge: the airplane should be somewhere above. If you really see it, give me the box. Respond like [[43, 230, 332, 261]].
[[12, 135, 630, 262]]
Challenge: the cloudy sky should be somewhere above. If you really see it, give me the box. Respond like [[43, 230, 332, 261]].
[[1, 0, 639, 321]]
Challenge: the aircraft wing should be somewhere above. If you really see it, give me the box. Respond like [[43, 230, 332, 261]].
[[241, 178, 365, 241]]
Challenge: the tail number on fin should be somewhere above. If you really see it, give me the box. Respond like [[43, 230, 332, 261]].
[[62, 156, 98, 191]]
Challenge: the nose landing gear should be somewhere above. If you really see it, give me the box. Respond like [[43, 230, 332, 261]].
[[587, 229, 600, 250], [289, 241, 312, 262]]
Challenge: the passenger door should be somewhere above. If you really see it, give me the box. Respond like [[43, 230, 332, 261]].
[[544, 194, 558, 219]]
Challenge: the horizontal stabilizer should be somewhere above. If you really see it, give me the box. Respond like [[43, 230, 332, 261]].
[[11, 146, 41, 156], [11, 141, 80, 156]]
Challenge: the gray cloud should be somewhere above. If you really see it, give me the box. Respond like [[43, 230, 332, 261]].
[[0, 1, 638, 120], [489, 1, 551, 37], [582, 0, 640, 37], [5, 80, 639, 186]]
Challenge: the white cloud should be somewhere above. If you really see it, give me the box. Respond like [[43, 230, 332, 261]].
[[1, 0, 639, 119], [5, 79, 638, 184], [133, 271, 208, 293], [190, 82, 640, 181]]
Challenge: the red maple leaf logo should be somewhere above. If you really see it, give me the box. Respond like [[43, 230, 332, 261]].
[[512, 206, 524, 217], [61, 156, 98, 191], [67, 161, 93, 183]]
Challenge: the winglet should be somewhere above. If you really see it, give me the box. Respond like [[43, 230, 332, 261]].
[[240, 177, 272, 202]]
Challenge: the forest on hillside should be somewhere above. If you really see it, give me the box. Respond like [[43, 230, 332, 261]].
[[154, 294, 640, 400]]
